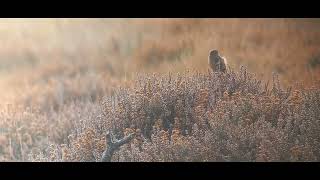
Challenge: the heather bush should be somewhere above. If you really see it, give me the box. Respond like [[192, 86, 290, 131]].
[[0, 101, 101, 161], [1, 19, 320, 162], [40, 67, 320, 161]]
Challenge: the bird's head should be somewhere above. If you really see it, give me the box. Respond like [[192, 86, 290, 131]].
[[209, 49, 219, 57]]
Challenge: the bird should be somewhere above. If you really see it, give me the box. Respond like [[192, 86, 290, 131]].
[[208, 49, 227, 73]]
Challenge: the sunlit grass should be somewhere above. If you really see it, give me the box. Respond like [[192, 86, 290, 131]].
[[0, 18, 319, 161]]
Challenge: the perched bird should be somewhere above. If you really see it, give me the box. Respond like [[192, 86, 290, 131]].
[[208, 49, 227, 73]]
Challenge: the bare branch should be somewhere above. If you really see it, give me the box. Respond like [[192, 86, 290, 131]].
[[114, 133, 135, 147], [101, 131, 135, 162]]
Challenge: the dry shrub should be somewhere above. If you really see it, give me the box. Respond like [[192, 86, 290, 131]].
[[41, 67, 320, 161], [1, 19, 320, 162]]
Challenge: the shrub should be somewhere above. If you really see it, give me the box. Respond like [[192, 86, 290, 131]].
[[39, 67, 320, 161]]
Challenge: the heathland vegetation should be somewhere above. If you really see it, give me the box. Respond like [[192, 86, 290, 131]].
[[0, 18, 319, 161]]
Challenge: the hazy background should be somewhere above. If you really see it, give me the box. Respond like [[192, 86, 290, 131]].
[[0, 18, 320, 161], [1, 19, 320, 106]]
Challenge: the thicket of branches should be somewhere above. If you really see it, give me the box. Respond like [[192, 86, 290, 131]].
[[31, 67, 320, 161]]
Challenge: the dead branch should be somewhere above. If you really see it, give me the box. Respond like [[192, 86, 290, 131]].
[[100, 131, 135, 162]]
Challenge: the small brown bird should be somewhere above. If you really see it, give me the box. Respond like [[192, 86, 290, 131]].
[[208, 49, 227, 73]]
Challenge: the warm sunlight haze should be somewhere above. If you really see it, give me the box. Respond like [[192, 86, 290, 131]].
[[0, 18, 319, 162]]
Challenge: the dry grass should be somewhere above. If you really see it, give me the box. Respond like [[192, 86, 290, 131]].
[[118, 19, 320, 86], [0, 18, 319, 161], [34, 69, 320, 162]]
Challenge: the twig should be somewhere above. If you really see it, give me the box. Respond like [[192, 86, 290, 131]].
[[101, 131, 135, 162]]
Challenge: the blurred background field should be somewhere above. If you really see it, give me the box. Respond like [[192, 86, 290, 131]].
[[1, 18, 320, 104], [0, 18, 320, 161]]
